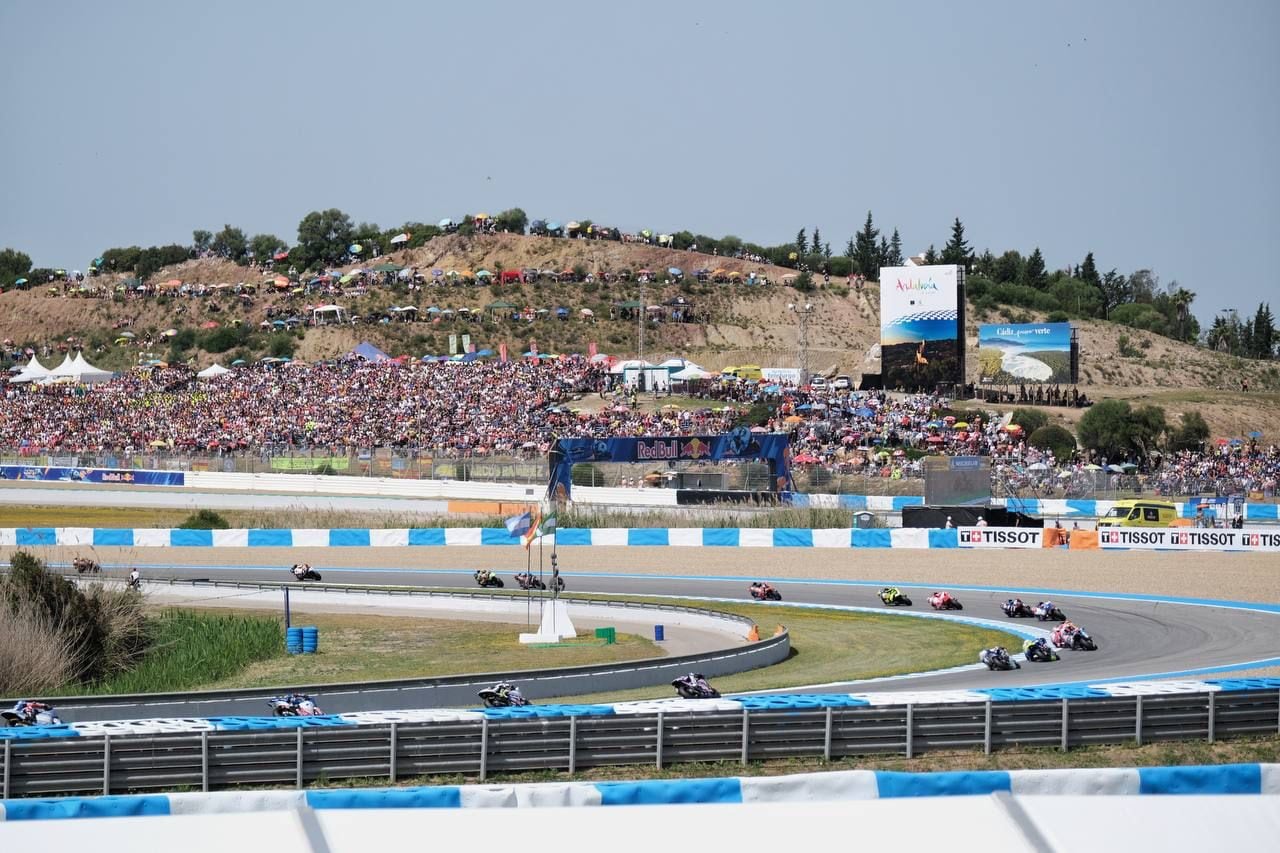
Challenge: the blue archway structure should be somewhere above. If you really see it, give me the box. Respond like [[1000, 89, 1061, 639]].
[[547, 427, 793, 501]]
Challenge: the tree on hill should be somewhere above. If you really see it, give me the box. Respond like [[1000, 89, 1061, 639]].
[[192, 230, 212, 255], [1028, 424, 1076, 460], [1097, 269, 1130, 318], [1011, 408, 1049, 436], [941, 217, 971, 267], [795, 228, 808, 256], [210, 225, 248, 263], [296, 209, 354, 268], [885, 228, 903, 267], [494, 208, 528, 235], [990, 250, 1022, 284], [811, 227, 822, 259], [249, 234, 288, 263], [1020, 247, 1047, 290], [0, 248, 32, 285], [1079, 251, 1100, 289], [923, 245, 938, 265], [1078, 399, 1166, 460], [1251, 303, 1275, 358], [1169, 411, 1210, 452], [852, 211, 880, 278]]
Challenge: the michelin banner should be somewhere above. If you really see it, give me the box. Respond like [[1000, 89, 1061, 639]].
[[1098, 527, 1280, 552], [956, 527, 1045, 549], [879, 264, 963, 390], [0, 466, 185, 486]]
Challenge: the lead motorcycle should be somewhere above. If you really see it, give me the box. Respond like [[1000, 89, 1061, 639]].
[[475, 570, 504, 588], [3, 701, 62, 727], [748, 581, 782, 601], [1034, 601, 1066, 622], [268, 694, 323, 717], [671, 672, 721, 699], [290, 564, 322, 582], [478, 682, 530, 707]]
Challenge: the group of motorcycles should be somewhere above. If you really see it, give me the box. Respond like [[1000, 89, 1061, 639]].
[[474, 570, 566, 591], [477, 672, 721, 707], [3, 700, 62, 727]]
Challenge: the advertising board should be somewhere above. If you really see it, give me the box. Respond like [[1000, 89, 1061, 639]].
[[879, 264, 963, 390], [977, 323, 1076, 384], [1098, 527, 1280, 552], [956, 527, 1045, 549]]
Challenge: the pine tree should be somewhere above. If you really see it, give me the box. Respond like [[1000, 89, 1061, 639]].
[[877, 236, 889, 269], [811, 228, 822, 258], [1253, 303, 1275, 359], [852, 211, 880, 278], [1021, 247, 1047, 289], [823, 242, 832, 259], [844, 236, 856, 258], [886, 228, 903, 267], [795, 228, 808, 256], [940, 217, 971, 266], [1079, 251, 1101, 289], [923, 245, 938, 265]]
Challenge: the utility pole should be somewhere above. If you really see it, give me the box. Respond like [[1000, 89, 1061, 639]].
[[788, 302, 814, 385], [638, 277, 645, 360]]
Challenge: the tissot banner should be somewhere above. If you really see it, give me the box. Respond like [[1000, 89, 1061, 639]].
[[956, 527, 1045, 549], [1098, 527, 1280, 552]]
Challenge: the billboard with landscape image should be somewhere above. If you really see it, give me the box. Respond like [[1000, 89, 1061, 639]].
[[880, 264, 963, 390], [977, 323, 1075, 384]]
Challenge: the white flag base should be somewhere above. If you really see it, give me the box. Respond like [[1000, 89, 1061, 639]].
[[518, 600, 577, 644]]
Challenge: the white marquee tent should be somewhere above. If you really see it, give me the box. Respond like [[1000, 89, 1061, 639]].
[[42, 352, 114, 385], [8, 355, 51, 384], [196, 363, 231, 379]]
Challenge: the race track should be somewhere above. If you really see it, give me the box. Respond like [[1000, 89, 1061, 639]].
[[75, 551, 1280, 695]]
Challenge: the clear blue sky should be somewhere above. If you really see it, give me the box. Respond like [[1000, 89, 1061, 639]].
[[2, 1, 1276, 324]]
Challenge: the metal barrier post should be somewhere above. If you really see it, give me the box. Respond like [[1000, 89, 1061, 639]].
[[389, 723, 398, 783], [1207, 693, 1215, 744], [568, 716, 577, 775], [1061, 699, 1070, 751], [1135, 696, 1143, 746], [201, 731, 209, 791], [823, 707, 833, 761], [479, 718, 489, 782], [103, 735, 111, 795], [296, 728, 304, 789], [984, 700, 992, 755], [905, 705, 914, 759], [740, 709, 750, 766], [655, 713, 664, 769]]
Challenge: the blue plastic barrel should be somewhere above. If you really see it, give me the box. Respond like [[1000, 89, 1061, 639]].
[[654, 624, 665, 642], [286, 626, 303, 655], [301, 626, 319, 654]]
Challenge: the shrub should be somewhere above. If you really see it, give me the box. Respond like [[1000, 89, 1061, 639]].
[[1028, 424, 1077, 460], [1011, 408, 1049, 436], [179, 509, 230, 529]]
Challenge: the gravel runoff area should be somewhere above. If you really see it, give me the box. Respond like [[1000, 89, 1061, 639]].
[[12, 544, 1277, 604]]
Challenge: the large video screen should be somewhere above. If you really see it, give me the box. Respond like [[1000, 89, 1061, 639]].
[[879, 264, 963, 390], [977, 323, 1075, 384]]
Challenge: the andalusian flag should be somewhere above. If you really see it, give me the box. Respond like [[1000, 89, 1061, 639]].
[[520, 508, 544, 550]]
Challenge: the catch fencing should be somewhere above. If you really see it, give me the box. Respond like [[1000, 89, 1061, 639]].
[[4, 687, 1279, 798]]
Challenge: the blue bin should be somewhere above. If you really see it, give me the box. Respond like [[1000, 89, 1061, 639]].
[[301, 626, 319, 654], [654, 624, 665, 642], [286, 627, 303, 655]]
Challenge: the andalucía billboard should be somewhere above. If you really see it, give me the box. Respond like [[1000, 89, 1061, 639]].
[[879, 264, 963, 390], [977, 323, 1075, 384]]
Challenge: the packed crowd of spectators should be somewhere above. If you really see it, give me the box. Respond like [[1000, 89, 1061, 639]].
[[0, 357, 735, 456], [0, 355, 1273, 497]]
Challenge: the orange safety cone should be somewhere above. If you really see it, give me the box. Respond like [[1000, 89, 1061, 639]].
[[746, 625, 760, 642]]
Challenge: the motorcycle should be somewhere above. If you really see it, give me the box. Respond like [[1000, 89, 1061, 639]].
[[979, 648, 1020, 671], [928, 591, 963, 611], [126, 573, 142, 591], [73, 557, 100, 574], [291, 564, 322, 582], [1069, 628, 1097, 651], [1023, 640, 1060, 663], [1034, 602, 1065, 622], [879, 588, 912, 607], [1002, 599, 1034, 618], [1051, 624, 1097, 651], [749, 582, 782, 601], [268, 694, 323, 717], [474, 570, 504, 589], [478, 682, 530, 708], [514, 572, 565, 592], [2, 702, 62, 727], [671, 673, 721, 699]]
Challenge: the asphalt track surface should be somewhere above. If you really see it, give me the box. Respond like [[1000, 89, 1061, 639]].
[[113, 559, 1280, 694]]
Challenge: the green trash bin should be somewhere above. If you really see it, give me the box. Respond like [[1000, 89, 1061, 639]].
[[594, 627, 616, 645]]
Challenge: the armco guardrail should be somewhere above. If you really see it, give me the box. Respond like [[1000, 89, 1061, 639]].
[[3, 686, 1279, 797], [8, 580, 787, 721]]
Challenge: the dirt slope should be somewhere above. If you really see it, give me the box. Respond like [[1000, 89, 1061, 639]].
[[3, 234, 1277, 438]]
